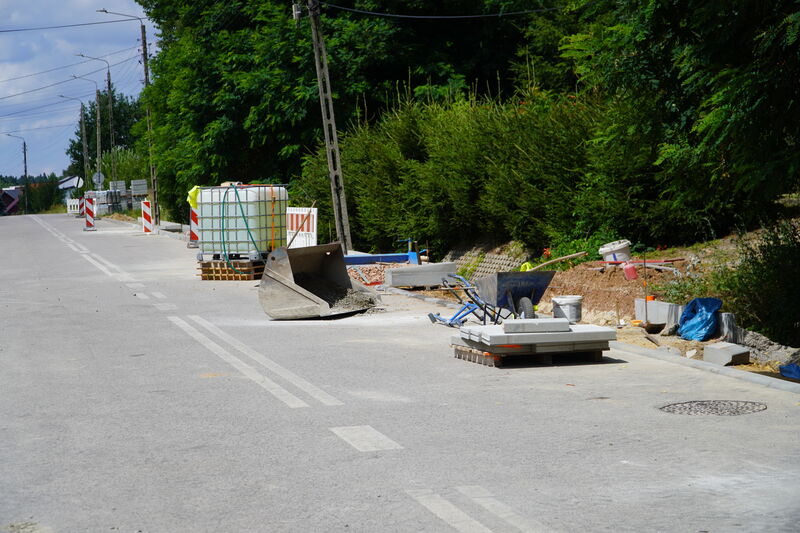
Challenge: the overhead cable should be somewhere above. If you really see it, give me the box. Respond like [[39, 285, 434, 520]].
[[0, 45, 142, 84], [0, 55, 139, 101], [0, 18, 137, 33], [319, 2, 562, 19]]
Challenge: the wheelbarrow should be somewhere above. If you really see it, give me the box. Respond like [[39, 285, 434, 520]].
[[472, 270, 556, 319], [428, 274, 509, 327]]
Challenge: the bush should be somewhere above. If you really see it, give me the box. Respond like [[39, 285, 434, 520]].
[[721, 221, 800, 346]]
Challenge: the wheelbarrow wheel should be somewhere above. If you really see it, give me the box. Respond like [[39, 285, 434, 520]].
[[517, 297, 534, 319]]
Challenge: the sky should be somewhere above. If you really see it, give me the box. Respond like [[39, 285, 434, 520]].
[[0, 0, 159, 178]]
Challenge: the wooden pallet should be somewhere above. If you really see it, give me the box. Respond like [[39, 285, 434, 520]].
[[198, 260, 265, 281], [453, 345, 603, 368]]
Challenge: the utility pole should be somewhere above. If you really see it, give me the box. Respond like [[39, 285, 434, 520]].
[[79, 54, 117, 183], [73, 75, 102, 180], [5, 133, 28, 213], [59, 95, 92, 185], [306, 0, 352, 252], [97, 8, 159, 225]]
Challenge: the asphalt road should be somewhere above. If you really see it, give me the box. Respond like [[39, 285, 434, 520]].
[[2, 214, 799, 532]]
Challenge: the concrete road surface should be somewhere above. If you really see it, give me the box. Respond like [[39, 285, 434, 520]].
[[1, 214, 798, 532]]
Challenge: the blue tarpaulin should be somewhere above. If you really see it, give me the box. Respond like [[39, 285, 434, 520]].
[[678, 297, 723, 341]]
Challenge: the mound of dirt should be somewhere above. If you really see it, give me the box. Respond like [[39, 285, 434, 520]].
[[539, 263, 682, 319]]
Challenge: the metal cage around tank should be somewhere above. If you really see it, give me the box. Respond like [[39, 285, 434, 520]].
[[196, 184, 289, 261]]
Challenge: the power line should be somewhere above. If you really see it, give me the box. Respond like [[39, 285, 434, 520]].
[[0, 92, 95, 118], [0, 45, 141, 84], [1, 123, 75, 134], [0, 55, 139, 101], [319, 2, 562, 19], [0, 18, 138, 34]]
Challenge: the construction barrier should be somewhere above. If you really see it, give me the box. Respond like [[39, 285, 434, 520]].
[[76, 197, 85, 218], [83, 198, 96, 231], [287, 207, 318, 248], [187, 206, 199, 248], [142, 200, 153, 233], [66, 198, 80, 214]]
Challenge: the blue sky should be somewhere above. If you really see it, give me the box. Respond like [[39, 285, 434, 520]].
[[0, 0, 158, 178]]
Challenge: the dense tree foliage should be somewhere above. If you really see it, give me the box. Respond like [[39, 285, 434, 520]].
[[134, 0, 799, 249], [137, 0, 536, 219]]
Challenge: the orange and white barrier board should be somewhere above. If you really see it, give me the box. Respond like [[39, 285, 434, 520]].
[[142, 200, 153, 233], [287, 207, 317, 248], [83, 198, 96, 231], [188, 207, 199, 247]]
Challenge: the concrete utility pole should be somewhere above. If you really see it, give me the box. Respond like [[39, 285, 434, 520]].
[[306, 0, 352, 252], [97, 8, 159, 225], [72, 75, 102, 178], [5, 133, 28, 213], [79, 54, 116, 183], [60, 95, 92, 184]]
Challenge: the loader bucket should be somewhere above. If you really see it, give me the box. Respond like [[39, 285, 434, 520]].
[[258, 242, 379, 320]]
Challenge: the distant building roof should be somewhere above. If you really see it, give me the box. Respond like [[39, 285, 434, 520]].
[[58, 176, 84, 190]]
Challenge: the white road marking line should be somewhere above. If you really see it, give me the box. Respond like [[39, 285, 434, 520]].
[[329, 425, 403, 452], [91, 253, 125, 273], [80, 253, 115, 277], [168, 316, 308, 408], [151, 291, 167, 299], [65, 243, 79, 252], [189, 315, 343, 406], [153, 303, 178, 311], [406, 489, 493, 533], [456, 485, 548, 533], [135, 293, 150, 300], [127, 283, 145, 289]]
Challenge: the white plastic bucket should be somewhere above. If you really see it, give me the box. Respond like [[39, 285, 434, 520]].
[[552, 295, 583, 324], [599, 240, 632, 262]]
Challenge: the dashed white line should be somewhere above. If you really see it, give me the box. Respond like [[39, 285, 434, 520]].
[[406, 489, 493, 533], [330, 425, 403, 452], [189, 315, 343, 406], [80, 253, 114, 277], [135, 293, 150, 300], [127, 283, 145, 289], [456, 485, 547, 533], [151, 292, 167, 299], [153, 303, 178, 311], [168, 316, 308, 409], [65, 243, 79, 252]]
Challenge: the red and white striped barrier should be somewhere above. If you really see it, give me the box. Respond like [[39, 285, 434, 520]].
[[187, 206, 199, 248], [142, 200, 153, 233], [287, 207, 318, 248], [83, 198, 96, 231], [76, 197, 85, 218]]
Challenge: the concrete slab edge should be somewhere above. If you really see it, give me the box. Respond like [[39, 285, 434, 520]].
[[610, 341, 800, 395], [101, 217, 189, 242], [380, 286, 462, 310]]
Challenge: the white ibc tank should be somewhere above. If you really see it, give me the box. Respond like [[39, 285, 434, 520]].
[[198, 185, 288, 257]]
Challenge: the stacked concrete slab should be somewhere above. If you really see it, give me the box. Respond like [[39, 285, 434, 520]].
[[385, 262, 457, 287], [451, 318, 616, 366]]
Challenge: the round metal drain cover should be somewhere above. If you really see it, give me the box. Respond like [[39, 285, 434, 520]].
[[660, 400, 767, 416]]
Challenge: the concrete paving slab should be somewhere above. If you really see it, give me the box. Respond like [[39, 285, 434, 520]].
[[502, 317, 570, 333], [704, 341, 751, 366], [461, 323, 616, 345], [385, 262, 456, 287]]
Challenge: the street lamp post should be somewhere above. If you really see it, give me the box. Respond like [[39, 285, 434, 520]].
[[5, 133, 28, 213], [59, 95, 91, 186], [72, 75, 102, 183], [97, 8, 159, 225], [78, 54, 116, 184]]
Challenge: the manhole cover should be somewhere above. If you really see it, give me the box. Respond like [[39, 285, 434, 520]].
[[660, 400, 767, 416]]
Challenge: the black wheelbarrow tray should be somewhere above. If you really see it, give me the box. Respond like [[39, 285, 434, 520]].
[[472, 271, 556, 318]]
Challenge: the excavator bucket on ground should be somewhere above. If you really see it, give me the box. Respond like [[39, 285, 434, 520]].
[[258, 242, 379, 320]]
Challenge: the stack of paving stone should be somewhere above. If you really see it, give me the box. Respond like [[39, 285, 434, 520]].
[[451, 318, 617, 367]]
